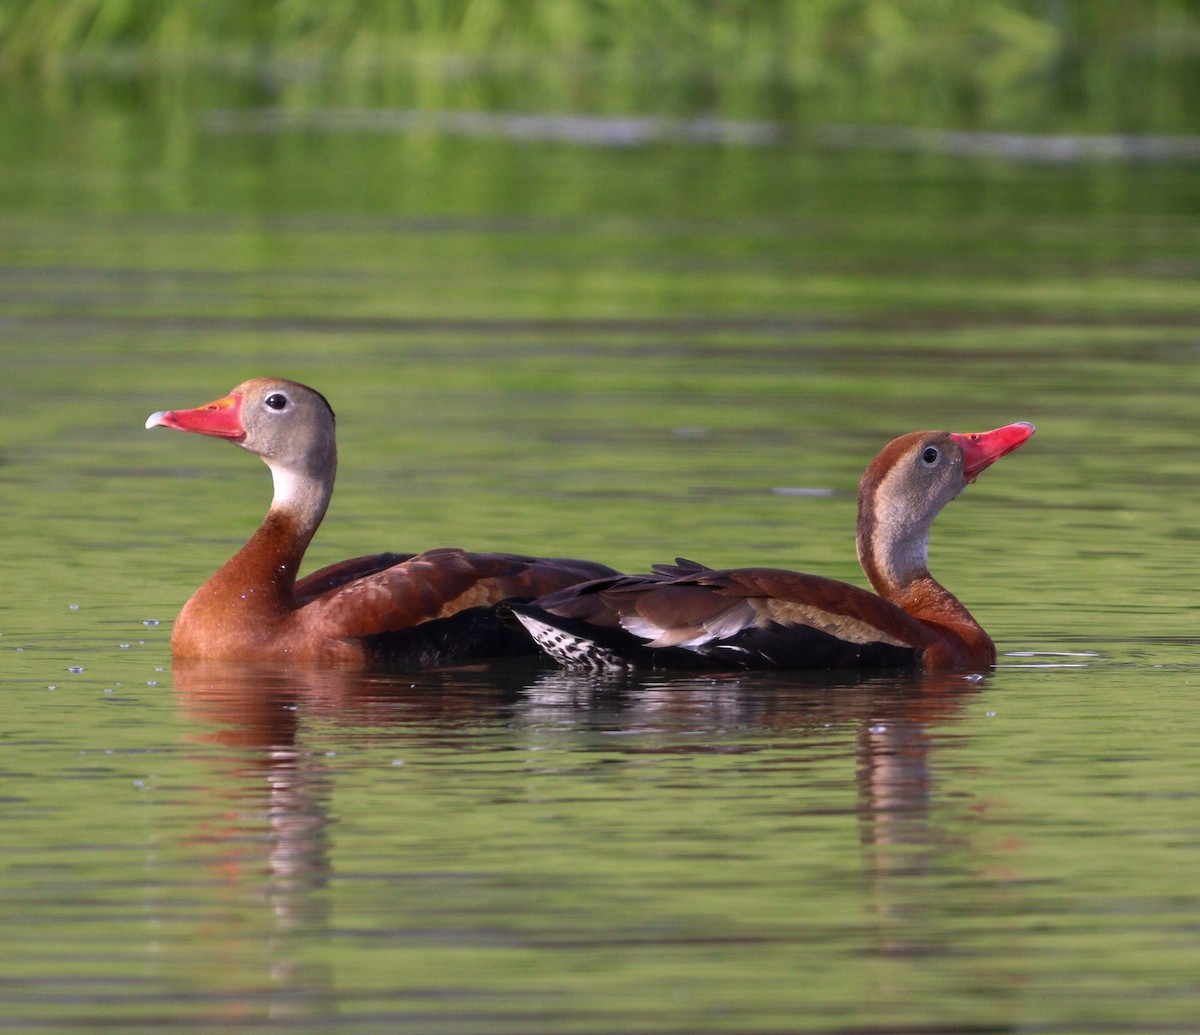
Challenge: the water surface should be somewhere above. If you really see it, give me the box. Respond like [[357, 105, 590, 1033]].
[[2, 80, 1200, 1031]]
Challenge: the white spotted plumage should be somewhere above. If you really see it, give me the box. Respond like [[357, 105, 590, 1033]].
[[511, 612, 626, 672]]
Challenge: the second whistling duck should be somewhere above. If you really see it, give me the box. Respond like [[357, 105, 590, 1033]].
[[146, 377, 619, 667], [509, 422, 1034, 673]]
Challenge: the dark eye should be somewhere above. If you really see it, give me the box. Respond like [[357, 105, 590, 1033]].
[[921, 446, 939, 464], [264, 392, 289, 411]]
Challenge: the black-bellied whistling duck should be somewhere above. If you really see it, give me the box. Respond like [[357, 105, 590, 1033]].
[[146, 377, 619, 667], [509, 422, 1034, 673]]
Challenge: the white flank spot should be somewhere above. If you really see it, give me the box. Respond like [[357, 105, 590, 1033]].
[[624, 614, 727, 651], [620, 615, 670, 644]]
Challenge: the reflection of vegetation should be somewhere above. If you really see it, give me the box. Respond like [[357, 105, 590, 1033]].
[[3, 1, 1200, 131]]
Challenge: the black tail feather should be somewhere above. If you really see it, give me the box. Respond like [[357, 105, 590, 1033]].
[[362, 605, 543, 670]]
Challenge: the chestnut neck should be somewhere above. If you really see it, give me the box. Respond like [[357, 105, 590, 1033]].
[[855, 468, 986, 650], [188, 456, 336, 616]]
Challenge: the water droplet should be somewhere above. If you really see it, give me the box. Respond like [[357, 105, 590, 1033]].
[[67, 666, 84, 674], [104, 688, 113, 694], [68, 604, 80, 611], [142, 619, 160, 626], [391, 759, 405, 767], [868, 724, 887, 734], [986, 711, 997, 717], [118, 644, 131, 650], [47, 685, 57, 691], [147, 681, 158, 687]]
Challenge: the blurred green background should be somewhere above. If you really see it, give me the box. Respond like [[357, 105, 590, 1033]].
[[4, 0, 1200, 133]]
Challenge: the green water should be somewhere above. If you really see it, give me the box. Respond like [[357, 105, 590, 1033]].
[[3, 76, 1200, 1031]]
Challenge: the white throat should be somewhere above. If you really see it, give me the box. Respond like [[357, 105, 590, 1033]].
[[270, 463, 310, 512]]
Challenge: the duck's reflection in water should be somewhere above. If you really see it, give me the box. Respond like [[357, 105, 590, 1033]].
[[174, 661, 339, 1023], [514, 666, 986, 963], [173, 658, 983, 1020]]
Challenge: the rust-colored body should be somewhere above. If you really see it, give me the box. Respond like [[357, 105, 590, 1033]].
[[511, 423, 1035, 673], [148, 378, 617, 667]]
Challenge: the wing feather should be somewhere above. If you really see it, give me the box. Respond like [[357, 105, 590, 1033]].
[[294, 552, 415, 603], [533, 565, 933, 654], [302, 548, 619, 640]]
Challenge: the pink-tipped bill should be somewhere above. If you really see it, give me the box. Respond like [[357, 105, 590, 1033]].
[[145, 393, 246, 441]]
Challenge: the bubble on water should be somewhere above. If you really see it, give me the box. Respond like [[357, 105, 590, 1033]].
[[142, 619, 160, 626], [47, 685, 57, 691], [68, 604, 80, 611], [392, 759, 405, 767], [147, 680, 158, 687], [104, 688, 113, 694], [771, 486, 835, 497], [67, 666, 84, 674], [118, 644, 131, 650], [986, 711, 997, 717]]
